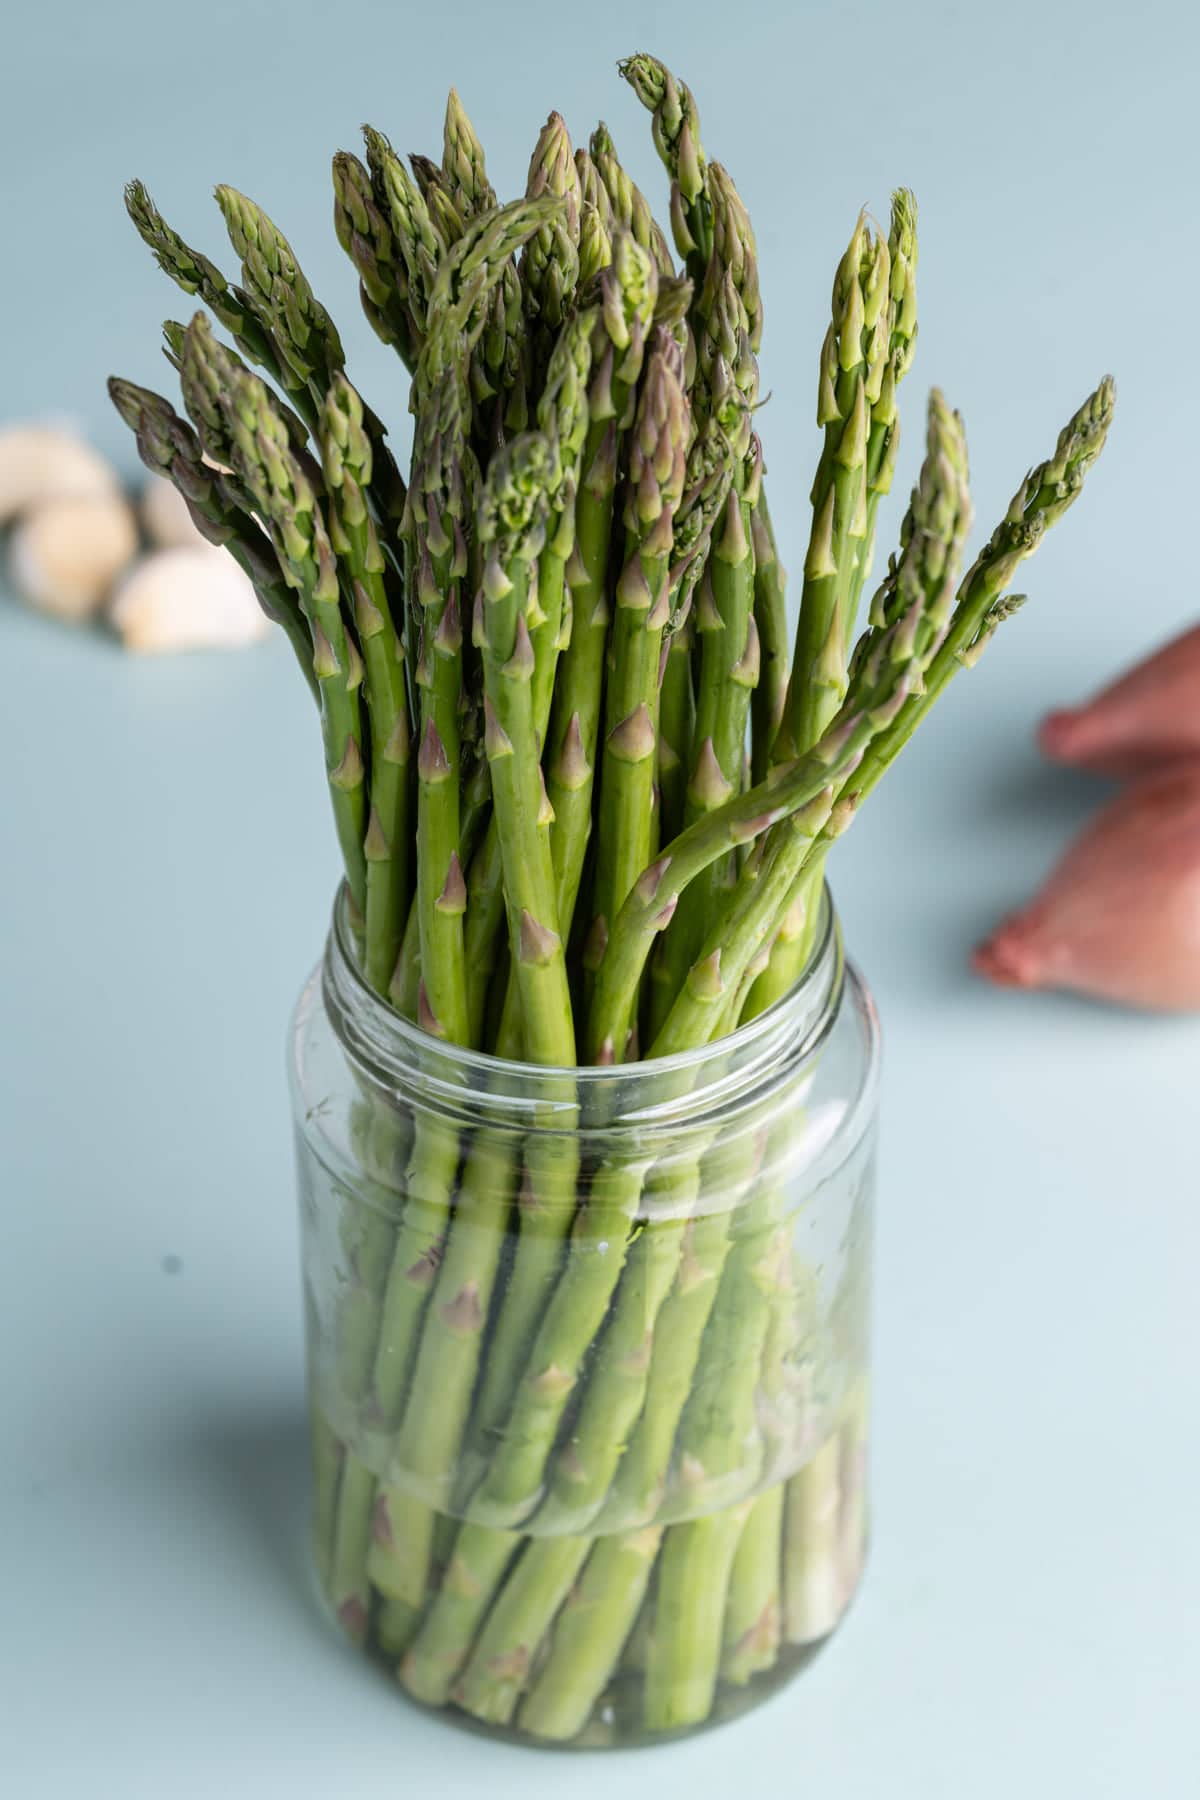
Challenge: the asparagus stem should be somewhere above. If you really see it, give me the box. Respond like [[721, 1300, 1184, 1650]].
[[393, 1131, 514, 1510], [721, 1483, 785, 1685], [644, 1500, 752, 1731], [321, 374, 413, 993], [465, 1153, 653, 1526], [453, 1534, 592, 1726], [517, 1526, 664, 1741], [543, 233, 659, 947], [199, 322, 369, 909], [308, 1400, 343, 1596], [590, 1149, 750, 1531], [519, 112, 582, 387], [106, 375, 317, 696], [369, 1117, 461, 1427], [477, 436, 576, 1065], [331, 149, 417, 366], [534, 1160, 703, 1533], [326, 1450, 376, 1644], [588, 327, 690, 1040], [366, 1482, 436, 1614], [401, 1522, 521, 1705], [782, 1433, 843, 1645], [750, 492, 789, 783]]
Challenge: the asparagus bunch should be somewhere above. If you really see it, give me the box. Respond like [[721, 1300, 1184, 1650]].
[[111, 54, 1113, 1744]]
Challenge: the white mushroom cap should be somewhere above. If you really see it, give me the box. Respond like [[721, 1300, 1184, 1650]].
[[108, 545, 272, 652], [9, 492, 140, 622]]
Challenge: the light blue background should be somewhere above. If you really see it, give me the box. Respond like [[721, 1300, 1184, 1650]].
[[3, 2, 1198, 1794]]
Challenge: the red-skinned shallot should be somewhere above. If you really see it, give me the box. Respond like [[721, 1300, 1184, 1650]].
[[973, 761, 1200, 1010]]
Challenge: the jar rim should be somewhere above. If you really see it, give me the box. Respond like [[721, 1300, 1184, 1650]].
[[323, 878, 842, 1099]]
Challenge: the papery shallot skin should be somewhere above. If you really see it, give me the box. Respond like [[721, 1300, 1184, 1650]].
[[973, 762, 1200, 1010], [1040, 625, 1200, 778]]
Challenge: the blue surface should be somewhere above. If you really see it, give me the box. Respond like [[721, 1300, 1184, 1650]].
[[3, 2, 1199, 1793]]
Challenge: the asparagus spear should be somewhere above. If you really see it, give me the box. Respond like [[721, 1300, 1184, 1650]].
[[476, 433, 575, 1065], [618, 53, 711, 275], [123, 180, 287, 391], [198, 327, 369, 909], [320, 375, 413, 993], [660, 387, 974, 1056], [452, 1534, 592, 1725], [587, 326, 690, 1044], [721, 1484, 785, 1685], [215, 185, 346, 393], [517, 1527, 664, 1740], [589, 121, 675, 276], [361, 126, 449, 352], [750, 487, 789, 783], [743, 191, 917, 1017], [332, 148, 417, 364], [442, 87, 496, 216], [106, 374, 316, 692], [543, 232, 659, 946], [519, 113, 582, 388], [650, 165, 763, 1010], [216, 181, 408, 528], [644, 1500, 753, 1730], [773, 212, 881, 764]]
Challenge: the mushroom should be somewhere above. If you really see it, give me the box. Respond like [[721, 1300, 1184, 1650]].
[[0, 424, 121, 525], [9, 491, 140, 622], [108, 545, 272, 652]]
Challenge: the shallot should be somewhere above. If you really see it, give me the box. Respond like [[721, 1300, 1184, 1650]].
[[1039, 624, 1200, 777], [973, 761, 1200, 1010]]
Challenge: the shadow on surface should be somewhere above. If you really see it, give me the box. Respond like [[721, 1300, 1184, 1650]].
[[174, 1399, 330, 1644]]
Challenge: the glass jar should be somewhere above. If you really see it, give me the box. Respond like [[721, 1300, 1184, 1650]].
[[289, 884, 880, 1747]]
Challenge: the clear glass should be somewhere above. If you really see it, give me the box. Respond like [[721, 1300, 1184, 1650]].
[[289, 886, 880, 1747]]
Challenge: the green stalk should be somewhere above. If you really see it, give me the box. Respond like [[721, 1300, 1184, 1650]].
[[123, 179, 288, 391], [106, 375, 316, 696], [308, 1400, 343, 1595], [517, 1527, 664, 1741], [746, 372, 1116, 1022], [401, 1523, 521, 1706], [782, 1432, 842, 1645], [206, 330, 368, 910], [453, 1535, 592, 1726], [589, 120, 675, 275], [326, 1449, 376, 1644], [750, 491, 789, 783], [774, 215, 879, 762], [644, 1500, 752, 1730], [618, 54, 712, 278], [544, 232, 659, 945], [321, 374, 412, 994], [533, 1157, 704, 1533], [587, 327, 690, 1045], [657, 610, 695, 848], [331, 149, 417, 366], [519, 112, 582, 388], [477, 434, 576, 1065], [721, 1483, 785, 1685]]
